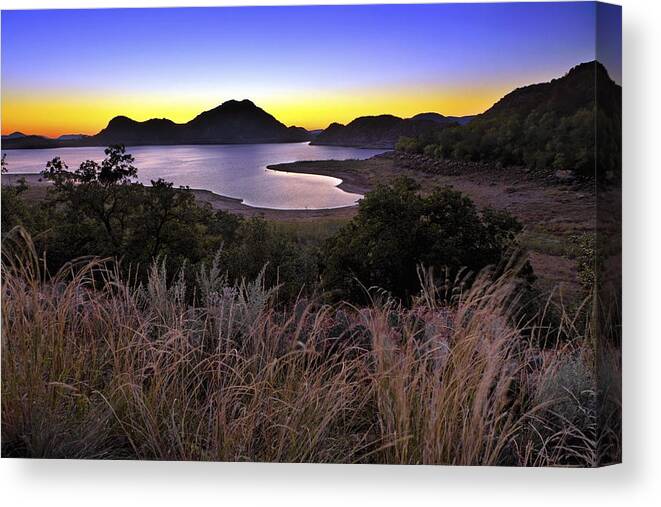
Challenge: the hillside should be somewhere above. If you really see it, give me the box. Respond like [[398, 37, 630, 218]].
[[311, 114, 457, 149], [0, 134, 61, 149], [411, 112, 475, 126], [403, 61, 621, 181]]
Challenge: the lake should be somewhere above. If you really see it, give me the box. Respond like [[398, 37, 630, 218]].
[[1, 143, 386, 209]]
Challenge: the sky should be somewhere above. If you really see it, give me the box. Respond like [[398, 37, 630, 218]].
[[1, 2, 622, 137]]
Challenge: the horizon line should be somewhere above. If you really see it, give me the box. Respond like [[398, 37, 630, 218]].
[[1, 59, 619, 139]]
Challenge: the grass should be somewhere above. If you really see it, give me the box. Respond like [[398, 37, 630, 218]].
[[519, 229, 572, 257], [272, 218, 349, 243], [1, 228, 620, 465]]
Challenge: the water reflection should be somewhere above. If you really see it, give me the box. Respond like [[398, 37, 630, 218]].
[[2, 143, 385, 209]]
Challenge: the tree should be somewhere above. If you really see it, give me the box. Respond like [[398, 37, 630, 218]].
[[17, 145, 320, 300], [42, 145, 138, 250], [139, 178, 198, 258]]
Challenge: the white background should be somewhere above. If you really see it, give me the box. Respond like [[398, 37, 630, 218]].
[[1, 0, 659, 505]]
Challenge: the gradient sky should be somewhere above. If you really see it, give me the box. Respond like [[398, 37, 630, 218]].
[[1, 3, 621, 137]]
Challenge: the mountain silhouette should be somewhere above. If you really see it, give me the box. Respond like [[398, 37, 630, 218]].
[[411, 112, 475, 126], [95, 99, 310, 145], [1, 131, 27, 140], [311, 114, 458, 149], [2, 100, 310, 149]]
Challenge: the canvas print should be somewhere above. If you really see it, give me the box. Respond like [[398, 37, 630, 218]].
[[1, 2, 621, 466]]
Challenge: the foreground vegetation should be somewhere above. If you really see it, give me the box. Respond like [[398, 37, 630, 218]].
[[1, 146, 526, 304], [1, 146, 620, 465], [1, 229, 620, 464]]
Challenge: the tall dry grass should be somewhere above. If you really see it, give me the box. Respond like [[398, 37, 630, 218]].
[[1, 228, 620, 465]]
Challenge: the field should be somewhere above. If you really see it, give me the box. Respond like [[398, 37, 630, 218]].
[[1, 230, 620, 464]]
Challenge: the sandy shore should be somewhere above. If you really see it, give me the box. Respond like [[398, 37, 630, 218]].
[[191, 188, 358, 221], [266, 161, 374, 195]]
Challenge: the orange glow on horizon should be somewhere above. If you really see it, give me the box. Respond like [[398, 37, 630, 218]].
[[1, 84, 512, 138]]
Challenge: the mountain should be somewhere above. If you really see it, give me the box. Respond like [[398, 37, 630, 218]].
[[411, 113, 475, 126], [57, 134, 90, 141], [311, 114, 457, 149], [93, 100, 310, 145], [407, 61, 621, 180], [184, 99, 309, 143], [95, 116, 182, 145], [95, 100, 310, 145], [1, 134, 60, 149], [1, 132, 27, 140], [3, 100, 310, 149]]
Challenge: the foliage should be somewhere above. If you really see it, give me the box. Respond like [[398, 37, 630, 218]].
[[322, 177, 524, 301], [569, 233, 597, 293], [218, 217, 321, 303], [0, 231, 620, 465], [4, 147, 535, 306], [397, 62, 621, 182], [395, 136, 423, 153], [1, 180, 30, 233], [0, 146, 319, 302], [1, 155, 38, 235]]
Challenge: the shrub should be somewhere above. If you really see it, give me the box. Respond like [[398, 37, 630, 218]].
[[395, 136, 422, 153], [568, 233, 596, 293], [322, 177, 523, 302]]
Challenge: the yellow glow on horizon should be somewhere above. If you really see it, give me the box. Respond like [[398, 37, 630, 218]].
[[2, 84, 511, 138], [1, 91, 213, 138], [264, 84, 510, 130]]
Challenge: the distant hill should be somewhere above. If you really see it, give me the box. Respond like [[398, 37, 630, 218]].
[[183, 99, 309, 143], [95, 116, 182, 145], [57, 134, 90, 141], [311, 114, 457, 149], [1, 134, 60, 149], [1, 131, 89, 148], [2, 132, 27, 140], [411, 113, 475, 126], [404, 61, 621, 181], [95, 100, 310, 145], [3, 100, 310, 149]]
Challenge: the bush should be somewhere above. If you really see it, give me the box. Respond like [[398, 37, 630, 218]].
[[395, 136, 422, 153], [569, 233, 596, 293], [322, 177, 524, 302], [219, 217, 321, 302]]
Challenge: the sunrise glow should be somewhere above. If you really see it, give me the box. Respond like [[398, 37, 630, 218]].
[[1, 3, 621, 137]]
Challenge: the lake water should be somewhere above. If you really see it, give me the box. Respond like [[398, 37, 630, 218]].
[[2, 143, 386, 209]]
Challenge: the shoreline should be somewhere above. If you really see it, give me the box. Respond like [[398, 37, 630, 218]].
[[266, 161, 372, 195], [191, 187, 359, 221], [1, 172, 360, 222], [2, 155, 602, 296]]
